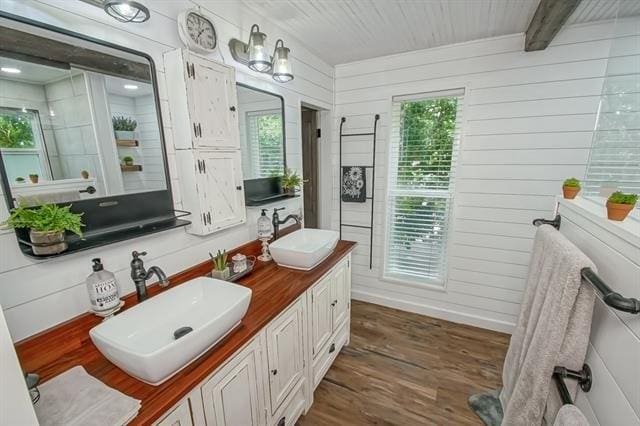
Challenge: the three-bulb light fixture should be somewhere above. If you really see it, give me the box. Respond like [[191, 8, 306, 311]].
[[229, 24, 294, 83]]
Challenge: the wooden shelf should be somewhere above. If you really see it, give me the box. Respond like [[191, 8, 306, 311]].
[[116, 139, 139, 147], [121, 164, 143, 172]]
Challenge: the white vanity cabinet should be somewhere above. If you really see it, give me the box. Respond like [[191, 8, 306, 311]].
[[164, 50, 239, 151], [164, 49, 246, 236], [154, 254, 352, 426]]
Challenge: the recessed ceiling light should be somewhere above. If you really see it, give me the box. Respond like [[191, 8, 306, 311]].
[[124, 84, 139, 90], [1, 67, 21, 74]]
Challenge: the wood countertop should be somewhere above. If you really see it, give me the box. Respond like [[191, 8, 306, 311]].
[[15, 230, 356, 425]]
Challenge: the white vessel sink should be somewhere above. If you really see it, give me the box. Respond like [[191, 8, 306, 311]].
[[89, 277, 251, 385], [269, 229, 340, 271]]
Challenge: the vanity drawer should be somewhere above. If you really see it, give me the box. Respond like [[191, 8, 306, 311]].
[[156, 399, 193, 426], [312, 320, 349, 390], [270, 377, 306, 426]]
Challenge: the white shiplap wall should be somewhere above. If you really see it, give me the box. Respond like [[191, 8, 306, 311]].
[[0, 0, 333, 342], [558, 198, 640, 426], [331, 17, 640, 333]]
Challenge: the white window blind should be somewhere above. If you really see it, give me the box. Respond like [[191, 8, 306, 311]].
[[384, 89, 463, 287], [246, 110, 284, 178]]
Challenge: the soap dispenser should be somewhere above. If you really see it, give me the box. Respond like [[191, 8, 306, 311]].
[[86, 258, 120, 313], [257, 209, 272, 261]]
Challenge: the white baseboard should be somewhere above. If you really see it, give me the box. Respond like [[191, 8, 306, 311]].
[[351, 289, 515, 334]]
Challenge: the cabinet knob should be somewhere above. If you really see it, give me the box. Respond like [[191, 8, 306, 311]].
[[331, 300, 338, 307], [236, 186, 242, 191], [271, 369, 278, 375], [329, 343, 336, 353], [277, 417, 285, 426], [230, 106, 236, 112]]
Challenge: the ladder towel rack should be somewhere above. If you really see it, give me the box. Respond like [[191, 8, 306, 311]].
[[533, 215, 640, 314], [339, 114, 380, 269]]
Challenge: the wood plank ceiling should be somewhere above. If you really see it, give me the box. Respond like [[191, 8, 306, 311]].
[[240, 0, 640, 65]]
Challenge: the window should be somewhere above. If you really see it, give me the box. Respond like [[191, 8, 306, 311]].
[[0, 107, 50, 182], [246, 110, 284, 177], [384, 89, 463, 287]]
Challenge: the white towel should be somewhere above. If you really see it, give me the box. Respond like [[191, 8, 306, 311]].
[[500, 225, 596, 425], [34, 366, 141, 426], [553, 405, 590, 426]]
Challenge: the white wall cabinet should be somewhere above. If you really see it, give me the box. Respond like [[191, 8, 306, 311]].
[[155, 254, 352, 426], [165, 49, 245, 236]]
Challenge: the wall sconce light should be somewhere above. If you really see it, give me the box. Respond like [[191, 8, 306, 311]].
[[103, 0, 150, 23], [229, 26, 294, 83]]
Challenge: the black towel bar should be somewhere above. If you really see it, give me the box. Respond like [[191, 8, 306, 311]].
[[533, 215, 640, 315], [552, 364, 592, 405]]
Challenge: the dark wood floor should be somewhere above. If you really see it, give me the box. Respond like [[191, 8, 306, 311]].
[[298, 300, 510, 425]]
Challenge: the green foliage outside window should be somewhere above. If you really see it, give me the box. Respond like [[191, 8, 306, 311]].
[[0, 113, 35, 149], [257, 114, 284, 177]]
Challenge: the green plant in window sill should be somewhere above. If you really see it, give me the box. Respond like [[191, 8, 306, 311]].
[[29, 174, 39, 184], [606, 191, 638, 222], [281, 168, 306, 194], [122, 156, 134, 166], [562, 177, 581, 200], [15, 176, 25, 183], [0, 114, 35, 149]]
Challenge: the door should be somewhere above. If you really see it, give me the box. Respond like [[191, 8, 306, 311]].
[[187, 54, 239, 149], [201, 338, 265, 426], [311, 274, 332, 358], [301, 108, 318, 228], [331, 258, 350, 330], [197, 151, 246, 232], [266, 299, 304, 413]]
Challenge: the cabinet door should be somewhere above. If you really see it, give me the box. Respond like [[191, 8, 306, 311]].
[[311, 275, 332, 358], [331, 258, 350, 331], [186, 55, 239, 149], [156, 399, 193, 426], [197, 151, 246, 232], [201, 338, 265, 426], [266, 299, 304, 414]]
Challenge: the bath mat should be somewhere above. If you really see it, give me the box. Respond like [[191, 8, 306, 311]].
[[468, 388, 503, 426], [341, 166, 366, 202]]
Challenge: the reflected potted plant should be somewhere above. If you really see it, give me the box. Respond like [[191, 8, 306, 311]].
[[282, 168, 303, 195], [29, 174, 38, 184], [81, 170, 90, 179], [15, 177, 25, 184], [562, 177, 581, 199], [112, 115, 137, 140], [606, 191, 638, 222], [2, 204, 84, 255], [210, 250, 230, 280], [122, 156, 134, 166]]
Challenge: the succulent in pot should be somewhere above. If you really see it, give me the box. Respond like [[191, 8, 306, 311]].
[[29, 174, 39, 184], [281, 168, 304, 195], [15, 176, 25, 183], [122, 156, 134, 166], [112, 115, 137, 140], [210, 250, 230, 280], [2, 204, 84, 255], [81, 170, 90, 179], [606, 191, 638, 222], [562, 177, 581, 199]]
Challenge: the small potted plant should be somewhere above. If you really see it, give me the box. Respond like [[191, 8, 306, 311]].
[[112, 115, 137, 140], [282, 168, 303, 195], [81, 170, 90, 179], [210, 250, 230, 280], [15, 177, 25, 184], [606, 191, 638, 222], [562, 177, 581, 199], [29, 174, 38, 184], [122, 156, 134, 166], [2, 204, 84, 255]]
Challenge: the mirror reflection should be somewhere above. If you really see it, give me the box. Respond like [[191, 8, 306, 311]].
[[237, 84, 285, 180], [0, 57, 166, 207]]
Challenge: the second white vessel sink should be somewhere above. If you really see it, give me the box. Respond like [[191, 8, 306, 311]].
[[269, 228, 340, 270], [90, 277, 251, 385]]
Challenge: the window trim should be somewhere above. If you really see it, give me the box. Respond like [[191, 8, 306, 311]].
[[379, 88, 465, 291]]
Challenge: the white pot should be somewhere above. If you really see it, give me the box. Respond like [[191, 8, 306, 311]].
[[115, 130, 135, 140]]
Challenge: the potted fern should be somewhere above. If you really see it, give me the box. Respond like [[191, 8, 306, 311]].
[[112, 115, 137, 140], [606, 191, 638, 221], [282, 168, 303, 195], [210, 250, 230, 280], [122, 155, 135, 166], [562, 177, 581, 199], [2, 204, 84, 255]]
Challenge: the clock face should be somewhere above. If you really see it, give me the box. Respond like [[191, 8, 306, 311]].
[[185, 12, 216, 51]]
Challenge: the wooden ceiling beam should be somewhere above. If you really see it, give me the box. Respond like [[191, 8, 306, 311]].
[[525, 0, 582, 51]]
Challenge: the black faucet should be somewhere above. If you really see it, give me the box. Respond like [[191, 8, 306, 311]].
[[272, 207, 301, 240], [130, 251, 170, 302]]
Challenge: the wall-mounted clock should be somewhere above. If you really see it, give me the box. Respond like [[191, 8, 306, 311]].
[[177, 9, 217, 54]]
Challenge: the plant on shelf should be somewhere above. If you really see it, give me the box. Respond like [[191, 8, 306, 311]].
[[281, 168, 303, 194], [2, 204, 84, 255], [562, 177, 581, 199], [29, 174, 38, 184], [210, 250, 230, 280], [112, 115, 137, 140], [15, 176, 25, 183], [606, 191, 638, 222], [122, 156, 134, 166], [81, 170, 90, 179]]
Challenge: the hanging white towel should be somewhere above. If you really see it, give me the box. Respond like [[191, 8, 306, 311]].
[[553, 405, 590, 426], [34, 366, 140, 426], [500, 225, 596, 425]]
